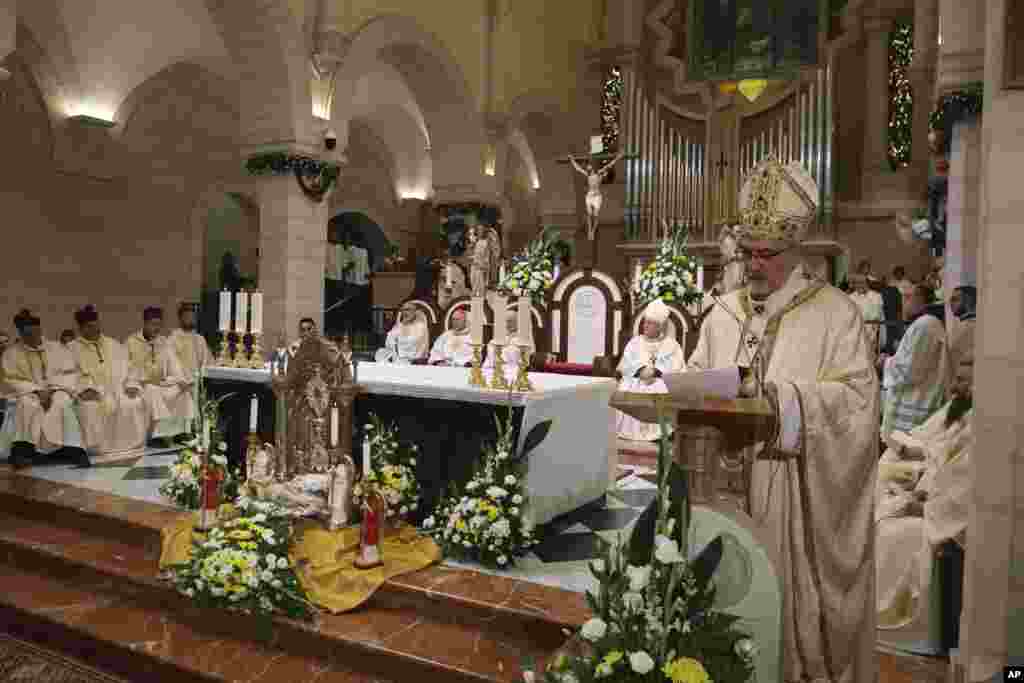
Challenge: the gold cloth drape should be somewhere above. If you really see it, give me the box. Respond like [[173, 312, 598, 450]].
[[160, 513, 442, 613]]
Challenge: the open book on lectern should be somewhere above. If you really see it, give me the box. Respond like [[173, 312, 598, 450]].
[[611, 367, 742, 424]]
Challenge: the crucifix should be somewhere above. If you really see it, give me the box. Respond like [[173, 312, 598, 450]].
[[560, 136, 625, 241]]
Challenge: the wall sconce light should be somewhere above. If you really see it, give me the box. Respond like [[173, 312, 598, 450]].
[[737, 79, 768, 103], [68, 114, 116, 128], [483, 143, 497, 176]]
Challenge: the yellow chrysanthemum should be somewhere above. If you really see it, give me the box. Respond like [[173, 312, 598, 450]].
[[662, 657, 712, 683], [228, 530, 253, 540]]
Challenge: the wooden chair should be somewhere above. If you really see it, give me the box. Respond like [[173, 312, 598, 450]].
[[398, 297, 443, 346], [545, 267, 629, 368]]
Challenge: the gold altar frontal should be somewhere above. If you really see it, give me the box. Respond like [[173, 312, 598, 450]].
[[160, 513, 441, 613]]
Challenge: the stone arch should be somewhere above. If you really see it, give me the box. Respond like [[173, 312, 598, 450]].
[[0, 49, 56, 165], [203, 0, 314, 149], [332, 14, 487, 197], [12, 20, 77, 129], [112, 61, 239, 143], [329, 211, 390, 272]]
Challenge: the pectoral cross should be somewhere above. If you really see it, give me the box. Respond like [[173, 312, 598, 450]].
[[745, 334, 760, 350], [715, 151, 729, 180]]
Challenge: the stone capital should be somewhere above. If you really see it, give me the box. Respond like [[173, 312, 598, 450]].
[[585, 44, 642, 70], [863, 16, 896, 36], [938, 48, 986, 93]]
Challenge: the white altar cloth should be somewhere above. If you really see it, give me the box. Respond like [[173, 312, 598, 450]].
[[205, 363, 617, 526]]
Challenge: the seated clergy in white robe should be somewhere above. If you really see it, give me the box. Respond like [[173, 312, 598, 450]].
[[482, 311, 534, 382], [429, 307, 474, 366], [1, 309, 87, 468], [615, 299, 686, 441], [375, 303, 430, 363], [68, 305, 150, 465], [876, 357, 973, 643], [881, 283, 949, 441], [125, 307, 195, 443], [167, 302, 213, 379]]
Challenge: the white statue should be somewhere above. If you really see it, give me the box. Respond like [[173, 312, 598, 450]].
[[569, 150, 625, 240], [327, 456, 356, 530], [246, 443, 275, 489], [470, 226, 491, 297]]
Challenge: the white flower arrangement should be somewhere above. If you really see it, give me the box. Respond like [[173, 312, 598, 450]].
[[159, 440, 240, 510], [633, 224, 704, 310], [352, 414, 421, 521], [166, 496, 313, 622], [545, 413, 754, 683], [423, 411, 552, 569], [498, 229, 559, 306], [160, 377, 240, 509]]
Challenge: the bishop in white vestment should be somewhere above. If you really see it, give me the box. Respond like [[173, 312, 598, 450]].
[[429, 308, 474, 366], [683, 158, 879, 683], [68, 305, 150, 465], [876, 357, 973, 643], [375, 303, 430, 363], [125, 307, 194, 442], [1, 310, 86, 467], [615, 299, 686, 441]]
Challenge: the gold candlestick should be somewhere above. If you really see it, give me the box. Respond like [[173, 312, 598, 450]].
[[468, 343, 487, 388], [248, 333, 264, 369], [228, 332, 245, 368], [489, 343, 510, 390], [216, 331, 232, 366], [513, 345, 534, 392]]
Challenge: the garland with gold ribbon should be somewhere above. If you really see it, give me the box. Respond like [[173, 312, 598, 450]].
[[245, 152, 341, 203]]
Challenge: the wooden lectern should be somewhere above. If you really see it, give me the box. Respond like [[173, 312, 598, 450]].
[[611, 392, 775, 513]]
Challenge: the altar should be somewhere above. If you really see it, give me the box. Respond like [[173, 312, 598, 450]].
[[205, 363, 617, 527]]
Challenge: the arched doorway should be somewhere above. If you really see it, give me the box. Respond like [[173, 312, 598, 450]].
[[201, 193, 259, 337], [326, 211, 391, 340]]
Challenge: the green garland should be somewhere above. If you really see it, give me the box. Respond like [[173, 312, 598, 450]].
[[245, 152, 340, 203], [929, 83, 983, 154]]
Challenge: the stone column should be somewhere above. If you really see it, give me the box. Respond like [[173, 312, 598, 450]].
[[957, 5, 1020, 680], [937, 0, 986, 311], [862, 17, 896, 182], [258, 174, 329, 347], [0, 0, 15, 80], [907, 0, 939, 188]]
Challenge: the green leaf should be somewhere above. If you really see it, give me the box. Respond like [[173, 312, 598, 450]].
[[518, 419, 553, 461]]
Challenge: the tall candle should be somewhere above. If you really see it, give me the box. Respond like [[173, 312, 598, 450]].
[[634, 261, 643, 289], [470, 297, 484, 343], [553, 264, 560, 282], [249, 395, 258, 432], [446, 262, 453, 287], [499, 262, 506, 283], [330, 406, 339, 447], [235, 291, 248, 332], [590, 135, 604, 155], [218, 290, 231, 332], [697, 265, 704, 292], [363, 439, 371, 476], [517, 295, 530, 342], [203, 421, 210, 452], [250, 292, 263, 335], [493, 295, 507, 344]]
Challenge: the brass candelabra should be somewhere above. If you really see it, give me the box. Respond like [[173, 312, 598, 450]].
[[468, 343, 487, 388], [216, 331, 232, 366], [248, 333, 264, 369], [489, 343, 510, 390], [513, 345, 534, 392]]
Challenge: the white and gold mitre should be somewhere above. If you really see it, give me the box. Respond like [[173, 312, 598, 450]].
[[735, 157, 818, 243]]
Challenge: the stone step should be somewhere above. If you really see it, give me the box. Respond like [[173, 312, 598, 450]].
[[0, 472, 590, 682], [0, 473, 590, 633], [0, 508, 560, 683]]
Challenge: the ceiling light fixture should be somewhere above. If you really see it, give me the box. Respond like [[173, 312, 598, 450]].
[[68, 114, 116, 128]]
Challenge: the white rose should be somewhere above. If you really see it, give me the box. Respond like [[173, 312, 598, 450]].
[[622, 591, 644, 610], [590, 559, 605, 573], [509, 507, 519, 516], [423, 516, 435, 529], [497, 555, 508, 565], [217, 441, 227, 452], [504, 475, 517, 486], [276, 557, 288, 569], [580, 617, 607, 642], [629, 651, 655, 675], [512, 494, 523, 505], [654, 537, 685, 564], [626, 565, 652, 591], [265, 553, 278, 567], [271, 579, 283, 589]]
